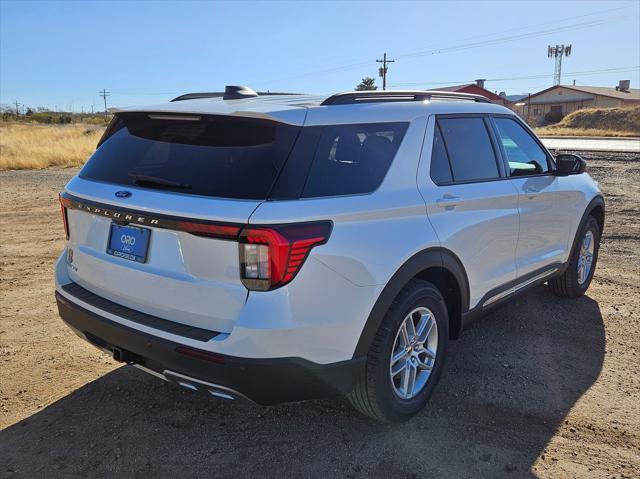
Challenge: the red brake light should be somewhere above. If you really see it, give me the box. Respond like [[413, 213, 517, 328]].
[[59, 193, 70, 239], [239, 222, 332, 291], [177, 221, 241, 240]]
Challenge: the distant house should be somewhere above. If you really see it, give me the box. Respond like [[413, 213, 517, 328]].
[[434, 80, 510, 105], [511, 81, 640, 124]]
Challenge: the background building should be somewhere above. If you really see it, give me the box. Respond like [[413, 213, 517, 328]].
[[512, 81, 640, 124], [434, 79, 510, 105]]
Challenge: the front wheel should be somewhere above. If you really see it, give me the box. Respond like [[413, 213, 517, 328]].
[[548, 215, 601, 298], [347, 279, 448, 423]]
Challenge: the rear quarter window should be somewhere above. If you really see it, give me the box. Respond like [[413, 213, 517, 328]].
[[430, 124, 453, 185], [300, 122, 409, 198]]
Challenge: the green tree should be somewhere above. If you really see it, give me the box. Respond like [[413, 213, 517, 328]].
[[355, 77, 377, 91]]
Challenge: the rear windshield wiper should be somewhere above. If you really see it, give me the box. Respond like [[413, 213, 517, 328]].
[[129, 173, 192, 190]]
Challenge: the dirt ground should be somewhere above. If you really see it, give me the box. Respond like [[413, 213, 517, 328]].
[[1, 153, 639, 478]]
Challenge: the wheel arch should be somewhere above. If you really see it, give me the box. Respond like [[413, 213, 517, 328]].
[[353, 247, 470, 358], [570, 195, 605, 257]]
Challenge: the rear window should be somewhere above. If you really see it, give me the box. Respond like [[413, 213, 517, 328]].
[[80, 113, 301, 200], [300, 122, 408, 198]]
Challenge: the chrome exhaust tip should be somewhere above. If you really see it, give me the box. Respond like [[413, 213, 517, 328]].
[[162, 370, 250, 402]]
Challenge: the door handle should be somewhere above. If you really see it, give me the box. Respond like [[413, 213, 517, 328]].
[[436, 194, 461, 208], [524, 186, 540, 194]]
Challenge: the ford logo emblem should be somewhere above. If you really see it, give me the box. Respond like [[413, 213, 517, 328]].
[[115, 191, 132, 198]]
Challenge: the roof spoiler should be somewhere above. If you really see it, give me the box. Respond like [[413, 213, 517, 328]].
[[171, 85, 258, 102], [171, 86, 308, 102]]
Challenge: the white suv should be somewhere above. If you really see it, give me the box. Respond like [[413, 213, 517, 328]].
[[55, 87, 604, 422]]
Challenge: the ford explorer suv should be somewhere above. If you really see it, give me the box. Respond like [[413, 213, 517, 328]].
[[55, 86, 604, 422]]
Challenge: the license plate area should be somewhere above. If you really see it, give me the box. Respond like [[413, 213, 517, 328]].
[[107, 223, 151, 263]]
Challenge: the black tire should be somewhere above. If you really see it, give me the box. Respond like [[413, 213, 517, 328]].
[[347, 279, 448, 423], [548, 215, 601, 298]]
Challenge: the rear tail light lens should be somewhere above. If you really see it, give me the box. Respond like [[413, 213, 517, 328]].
[[59, 193, 70, 239], [177, 221, 241, 240], [239, 221, 332, 291]]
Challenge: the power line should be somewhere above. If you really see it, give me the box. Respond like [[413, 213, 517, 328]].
[[250, 3, 634, 87], [395, 2, 633, 59], [376, 53, 395, 90], [394, 21, 596, 61], [95, 5, 636, 99], [388, 65, 640, 88]]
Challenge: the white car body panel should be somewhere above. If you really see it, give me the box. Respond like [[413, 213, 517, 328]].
[[510, 176, 568, 277], [55, 92, 603, 368]]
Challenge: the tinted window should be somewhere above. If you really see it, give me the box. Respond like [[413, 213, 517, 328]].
[[80, 114, 300, 200], [301, 122, 408, 197], [438, 117, 499, 182], [430, 125, 452, 184], [494, 117, 550, 176]]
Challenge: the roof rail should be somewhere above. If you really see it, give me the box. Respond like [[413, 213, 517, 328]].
[[320, 90, 492, 106]]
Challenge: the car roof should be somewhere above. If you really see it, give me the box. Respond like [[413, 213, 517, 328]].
[[117, 92, 514, 125]]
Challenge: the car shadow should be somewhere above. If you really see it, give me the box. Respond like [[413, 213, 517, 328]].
[[0, 285, 604, 478]]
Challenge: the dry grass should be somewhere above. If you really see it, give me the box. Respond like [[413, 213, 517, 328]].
[[0, 123, 105, 170], [535, 106, 640, 137], [535, 127, 638, 137]]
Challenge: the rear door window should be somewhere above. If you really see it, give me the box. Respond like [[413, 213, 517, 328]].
[[437, 117, 500, 182], [80, 113, 301, 200], [493, 117, 550, 176], [301, 122, 408, 198]]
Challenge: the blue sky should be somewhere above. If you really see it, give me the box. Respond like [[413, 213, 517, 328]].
[[1, 0, 639, 112]]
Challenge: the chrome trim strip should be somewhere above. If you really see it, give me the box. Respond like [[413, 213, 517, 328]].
[[482, 267, 559, 308], [163, 370, 252, 402], [482, 287, 514, 307], [514, 267, 559, 293]]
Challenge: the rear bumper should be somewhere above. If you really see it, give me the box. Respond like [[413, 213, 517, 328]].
[[56, 291, 365, 405]]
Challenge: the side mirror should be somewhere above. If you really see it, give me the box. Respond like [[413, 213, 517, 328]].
[[555, 153, 586, 176]]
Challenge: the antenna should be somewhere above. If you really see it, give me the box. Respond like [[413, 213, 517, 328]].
[[547, 44, 572, 85]]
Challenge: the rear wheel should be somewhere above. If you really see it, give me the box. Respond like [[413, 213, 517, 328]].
[[347, 279, 448, 422], [548, 215, 600, 298]]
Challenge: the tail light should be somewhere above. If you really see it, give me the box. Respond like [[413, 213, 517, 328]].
[[59, 193, 70, 239], [177, 221, 241, 240], [239, 222, 332, 291]]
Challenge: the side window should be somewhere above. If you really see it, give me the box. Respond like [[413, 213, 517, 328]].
[[438, 117, 500, 182], [494, 117, 550, 176], [302, 122, 408, 198], [430, 125, 453, 184]]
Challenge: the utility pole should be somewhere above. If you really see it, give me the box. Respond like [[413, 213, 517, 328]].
[[14, 101, 20, 118], [376, 53, 395, 91], [99, 88, 111, 116], [547, 44, 572, 86]]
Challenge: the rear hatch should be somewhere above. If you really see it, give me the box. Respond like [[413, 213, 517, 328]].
[[61, 109, 304, 334]]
